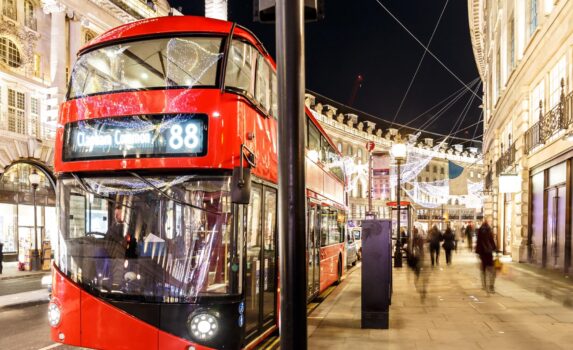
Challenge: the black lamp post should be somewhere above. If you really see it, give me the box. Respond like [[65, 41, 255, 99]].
[[29, 169, 41, 271], [391, 138, 406, 268]]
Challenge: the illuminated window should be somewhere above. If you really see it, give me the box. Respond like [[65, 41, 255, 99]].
[[0, 37, 22, 68], [549, 56, 566, 108], [24, 1, 37, 30], [2, 0, 16, 20], [33, 53, 41, 77], [84, 30, 97, 44]]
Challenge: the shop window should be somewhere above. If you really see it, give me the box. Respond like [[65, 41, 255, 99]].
[[0, 37, 22, 68]]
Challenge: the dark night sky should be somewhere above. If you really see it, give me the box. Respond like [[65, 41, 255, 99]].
[[167, 1, 482, 145]]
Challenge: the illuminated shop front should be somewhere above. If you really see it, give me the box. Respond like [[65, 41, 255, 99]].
[[0, 162, 56, 263]]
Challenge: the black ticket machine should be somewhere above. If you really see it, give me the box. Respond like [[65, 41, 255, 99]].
[[361, 219, 392, 329]]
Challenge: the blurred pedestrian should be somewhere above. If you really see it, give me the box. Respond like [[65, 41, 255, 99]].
[[476, 218, 497, 294], [442, 224, 456, 265], [428, 225, 443, 267], [465, 223, 474, 251], [0, 242, 3, 274], [411, 227, 428, 300]]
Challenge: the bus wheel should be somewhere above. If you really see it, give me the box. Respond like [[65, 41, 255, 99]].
[[335, 256, 342, 285]]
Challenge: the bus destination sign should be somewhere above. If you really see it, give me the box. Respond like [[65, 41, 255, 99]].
[[63, 114, 208, 161]]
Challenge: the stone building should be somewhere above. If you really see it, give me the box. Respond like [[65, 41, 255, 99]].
[[0, 0, 175, 262], [305, 92, 484, 234], [468, 0, 573, 268]]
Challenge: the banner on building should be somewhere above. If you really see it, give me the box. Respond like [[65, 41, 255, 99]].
[[372, 152, 390, 200], [448, 160, 468, 195]]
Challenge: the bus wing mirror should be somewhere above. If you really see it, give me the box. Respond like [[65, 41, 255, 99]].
[[232, 167, 251, 204]]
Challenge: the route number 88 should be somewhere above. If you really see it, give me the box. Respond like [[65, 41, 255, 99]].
[[169, 123, 200, 150]]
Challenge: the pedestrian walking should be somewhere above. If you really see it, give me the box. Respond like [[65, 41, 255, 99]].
[[428, 225, 443, 267], [410, 227, 428, 300], [442, 224, 456, 265], [465, 223, 474, 251], [476, 218, 497, 294]]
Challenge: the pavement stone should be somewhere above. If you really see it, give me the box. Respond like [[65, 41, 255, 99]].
[[308, 250, 573, 349]]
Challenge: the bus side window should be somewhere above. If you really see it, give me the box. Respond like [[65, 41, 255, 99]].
[[255, 55, 271, 114], [225, 40, 256, 97]]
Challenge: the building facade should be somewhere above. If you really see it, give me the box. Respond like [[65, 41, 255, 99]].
[[305, 92, 484, 234], [469, 0, 573, 269], [0, 0, 174, 262]]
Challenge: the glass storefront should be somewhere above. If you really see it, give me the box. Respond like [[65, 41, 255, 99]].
[[0, 163, 55, 263], [529, 161, 568, 271]]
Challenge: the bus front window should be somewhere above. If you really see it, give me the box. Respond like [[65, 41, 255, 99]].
[[68, 36, 224, 99], [55, 175, 238, 302]]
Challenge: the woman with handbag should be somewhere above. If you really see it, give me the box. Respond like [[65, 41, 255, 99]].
[[475, 218, 497, 293]]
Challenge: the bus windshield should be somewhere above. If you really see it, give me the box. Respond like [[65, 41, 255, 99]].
[[55, 174, 239, 302], [68, 36, 224, 99]]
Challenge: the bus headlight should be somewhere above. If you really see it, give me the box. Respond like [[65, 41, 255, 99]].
[[48, 302, 62, 327], [188, 312, 219, 340]]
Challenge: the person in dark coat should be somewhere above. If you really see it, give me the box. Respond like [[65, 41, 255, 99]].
[[428, 225, 443, 267], [0, 242, 4, 274], [476, 218, 497, 293], [442, 224, 456, 265], [465, 223, 474, 251]]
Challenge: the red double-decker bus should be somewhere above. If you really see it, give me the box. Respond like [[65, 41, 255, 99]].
[[49, 16, 346, 350]]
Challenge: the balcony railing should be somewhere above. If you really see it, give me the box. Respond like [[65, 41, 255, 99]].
[[495, 142, 516, 176], [525, 90, 573, 154]]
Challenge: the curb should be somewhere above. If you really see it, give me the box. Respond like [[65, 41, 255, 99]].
[[0, 272, 50, 281]]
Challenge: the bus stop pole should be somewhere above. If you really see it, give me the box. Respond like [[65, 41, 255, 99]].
[[276, 0, 308, 349]]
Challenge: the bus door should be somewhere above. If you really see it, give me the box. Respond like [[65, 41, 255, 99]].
[[244, 184, 277, 339], [307, 201, 321, 298]]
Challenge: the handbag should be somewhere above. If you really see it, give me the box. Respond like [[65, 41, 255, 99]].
[[494, 256, 503, 271]]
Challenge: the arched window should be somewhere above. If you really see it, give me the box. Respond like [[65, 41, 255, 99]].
[[347, 146, 353, 156], [24, 1, 37, 30], [357, 181, 363, 199], [84, 30, 97, 44], [357, 148, 363, 159], [337, 142, 342, 152], [0, 38, 22, 68]]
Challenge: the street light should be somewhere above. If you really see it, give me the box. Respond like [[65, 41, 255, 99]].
[[29, 169, 41, 271], [391, 138, 407, 268]]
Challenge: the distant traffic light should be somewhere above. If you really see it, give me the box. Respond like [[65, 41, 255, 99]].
[[254, 0, 325, 22]]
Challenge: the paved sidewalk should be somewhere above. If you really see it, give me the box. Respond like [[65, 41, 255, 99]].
[[308, 250, 573, 349], [0, 261, 50, 281]]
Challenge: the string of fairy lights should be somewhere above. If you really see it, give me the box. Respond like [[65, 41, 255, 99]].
[[329, 142, 484, 209]]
